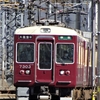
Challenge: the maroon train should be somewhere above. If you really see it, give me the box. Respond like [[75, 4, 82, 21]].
[[14, 25, 92, 100]]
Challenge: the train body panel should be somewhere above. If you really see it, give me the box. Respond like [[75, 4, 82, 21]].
[[14, 26, 91, 87], [14, 26, 92, 99]]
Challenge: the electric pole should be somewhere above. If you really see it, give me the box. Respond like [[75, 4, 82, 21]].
[[91, 0, 96, 87], [97, 0, 100, 99]]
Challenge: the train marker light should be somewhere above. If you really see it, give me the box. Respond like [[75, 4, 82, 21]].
[[20, 70, 25, 75], [65, 70, 70, 76]]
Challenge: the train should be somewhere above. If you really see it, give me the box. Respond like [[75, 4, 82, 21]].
[[14, 23, 93, 100]]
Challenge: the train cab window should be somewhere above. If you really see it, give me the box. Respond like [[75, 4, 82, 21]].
[[39, 42, 52, 69], [56, 43, 74, 63], [17, 43, 34, 62]]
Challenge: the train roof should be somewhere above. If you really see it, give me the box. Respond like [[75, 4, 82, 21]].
[[15, 26, 78, 35], [15, 26, 89, 41]]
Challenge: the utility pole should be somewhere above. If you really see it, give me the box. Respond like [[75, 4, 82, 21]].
[[2, 10, 6, 88], [97, 0, 100, 100], [91, 0, 96, 87], [76, 0, 80, 30]]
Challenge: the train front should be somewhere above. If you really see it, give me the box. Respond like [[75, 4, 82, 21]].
[[14, 26, 77, 100]]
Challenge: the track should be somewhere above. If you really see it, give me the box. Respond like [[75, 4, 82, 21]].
[[0, 79, 15, 100], [0, 89, 16, 100]]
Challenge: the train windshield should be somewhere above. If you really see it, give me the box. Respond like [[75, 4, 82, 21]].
[[39, 42, 52, 69], [56, 43, 74, 63], [17, 43, 34, 62]]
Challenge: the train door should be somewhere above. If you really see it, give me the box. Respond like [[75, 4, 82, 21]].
[[35, 36, 54, 83]]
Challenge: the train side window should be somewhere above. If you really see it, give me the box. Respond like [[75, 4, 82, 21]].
[[56, 43, 74, 64], [17, 43, 34, 62]]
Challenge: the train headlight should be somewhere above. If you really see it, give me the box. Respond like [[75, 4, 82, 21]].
[[40, 28, 51, 33], [25, 70, 31, 75], [65, 70, 70, 76], [60, 70, 65, 75], [20, 70, 25, 75]]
